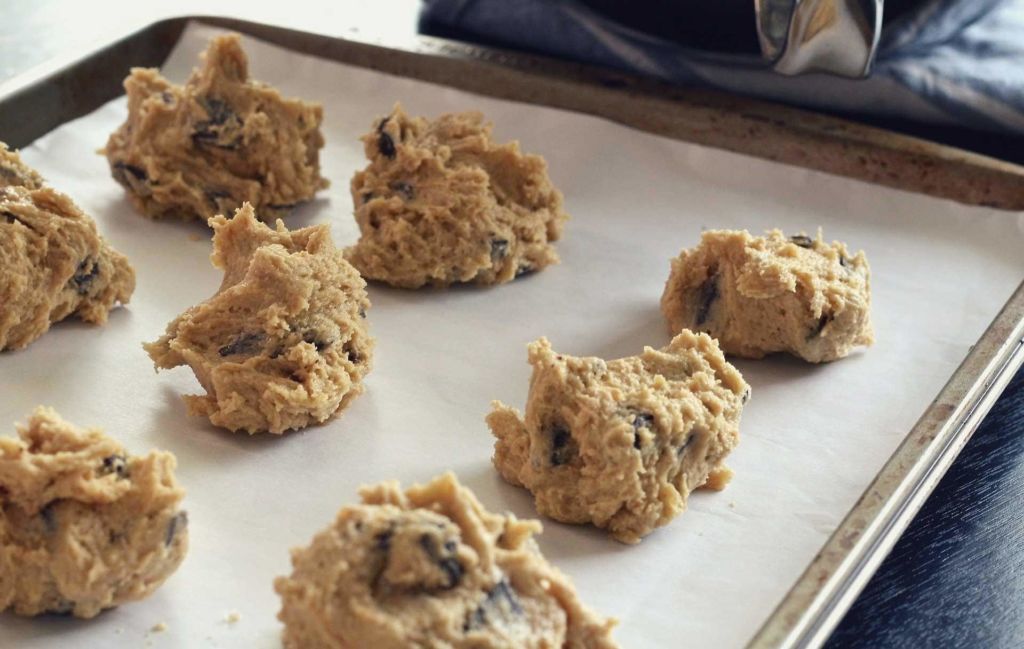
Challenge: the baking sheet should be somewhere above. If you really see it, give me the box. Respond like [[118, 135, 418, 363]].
[[1, 22, 1023, 648]]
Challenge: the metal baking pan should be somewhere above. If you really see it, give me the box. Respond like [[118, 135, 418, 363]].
[[1, 15, 1022, 648]]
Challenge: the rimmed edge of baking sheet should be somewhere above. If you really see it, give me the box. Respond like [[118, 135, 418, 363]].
[[749, 283, 1024, 648], [0, 16, 1022, 647]]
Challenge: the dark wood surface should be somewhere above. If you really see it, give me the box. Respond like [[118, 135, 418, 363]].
[[825, 364, 1024, 648], [2, 2, 1022, 647]]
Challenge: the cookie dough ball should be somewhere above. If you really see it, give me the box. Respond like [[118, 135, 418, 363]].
[[274, 472, 618, 649], [346, 104, 568, 288], [488, 332, 749, 544], [144, 203, 373, 434], [0, 407, 188, 618], [0, 142, 43, 189], [0, 149, 135, 351], [660, 229, 873, 362], [105, 34, 327, 222]]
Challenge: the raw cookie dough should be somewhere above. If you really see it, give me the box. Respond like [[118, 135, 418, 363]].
[[144, 203, 373, 434], [0, 146, 135, 352], [0, 142, 43, 190], [104, 34, 327, 223], [346, 104, 568, 288], [660, 229, 873, 362], [488, 332, 749, 544], [0, 407, 188, 618], [274, 472, 618, 649]]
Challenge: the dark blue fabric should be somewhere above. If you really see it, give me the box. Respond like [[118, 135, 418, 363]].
[[422, 0, 1024, 135]]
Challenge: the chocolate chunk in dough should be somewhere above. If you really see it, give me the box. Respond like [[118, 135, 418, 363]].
[[104, 34, 327, 222], [274, 472, 619, 648], [0, 145, 135, 351], [661, 229, 873, 362], [0, 407, 187, 618], [346, 104, 569, 288], [488, 332, 749, 544], [143, 203, 373, 434]]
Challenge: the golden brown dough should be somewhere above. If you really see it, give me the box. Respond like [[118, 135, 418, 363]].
[[346, 104, 568, 288], [144, 203, 373, 434], [0, 407, 188, 618], [0, 144, 135, 351], [274, 472, 618, 648], [104, 34, 327, 222], [489, 332, 749, 544], [660, 229, 873, 362]]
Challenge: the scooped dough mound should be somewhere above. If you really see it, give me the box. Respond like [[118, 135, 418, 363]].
[[0, 142, 43, 190], [105, 33, 327, 222], [488, 332, 749, 544], [660, 229, 873, 362], [346, 104, 569, 288], [144, 203, 373, 434], [274, 472, 619, 649], [0, 146, 135, 351], [0, 407, 188, 618]]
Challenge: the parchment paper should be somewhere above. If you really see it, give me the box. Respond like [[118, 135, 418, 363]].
[[2, 22, 1023, 648]]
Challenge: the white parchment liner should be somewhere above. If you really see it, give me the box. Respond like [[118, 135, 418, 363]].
[[2, 22, 1023, 648]]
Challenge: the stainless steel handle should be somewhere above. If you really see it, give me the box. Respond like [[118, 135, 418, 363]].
[[755, 0, 883, 77]]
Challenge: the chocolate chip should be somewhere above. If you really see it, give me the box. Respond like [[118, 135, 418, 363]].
[[389, 181, 414, 200], [809, 312, 834, 338], [839, 255, 849, 268], [200, 97, 232, 126], [742, 387, 752, 404], [464, 579, 523, 632], [678, 432, 696, 456], [419, 533, 464, 589], [790, 234, 814, 248], [161, 91, 174, 105], [550, 426, 572, 466], [374, 530, 393, 551], [165, 511, 187, 547], [631, 411, 655, 450], [359, 307, 367, 319], [218, 332, 264, 357], [3, 211, 14, 224], [40, 503, 57, 534], [695, 273, 719, 327], [347, 349, 362, 364], [115, 162, 146, 181], [70, 258, 100, 296], [378, 132, 396, 159], [302, 331, 333, 352], [205, 189, 231, 207], [99, 454, 129, 479], [490, 238, 509, 261], [193, 97, 242, 149]]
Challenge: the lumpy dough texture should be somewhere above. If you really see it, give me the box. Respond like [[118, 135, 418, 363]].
[[661, 229, 873, 363], [488, 332, 749, 544], [144, 203, 373, 434], [0, 407, 188, 618], [0, 142, 43, 190], [105, 34, 327, 222], [0, 145, 135, 351], [346, 104, 568, 288], [274, 472, 618, 649]]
